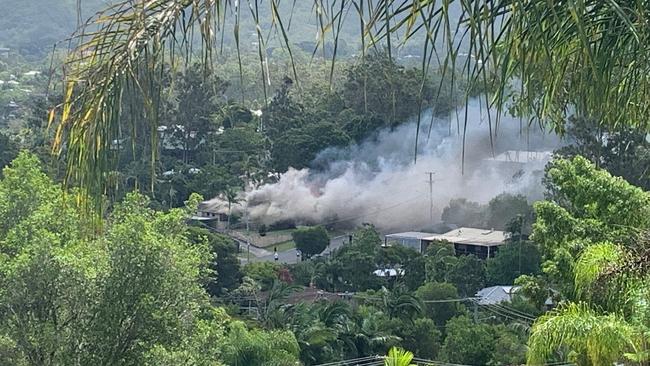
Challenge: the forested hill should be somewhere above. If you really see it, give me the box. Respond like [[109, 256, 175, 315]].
[[0, 0, 457, 61], [0, 0, 358, 60], [0, 0, 108, 59]]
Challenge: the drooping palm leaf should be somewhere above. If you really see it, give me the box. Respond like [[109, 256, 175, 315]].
[[527, 302, 640, 365]]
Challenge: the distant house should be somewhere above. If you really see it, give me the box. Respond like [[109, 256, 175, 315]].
[[110, 139, 126, 151], [384, 232, 434, 253], [0, 48, 9, 59], [476, 285, 556, 309], [475, 285, 520, 305], [484, 150, 552, 165], [191, 202, 229, 224], [423, 227, 507, 259], [157, 124, 202, 153], [384, 227, 507, 258], [373, 268, 405, 278]]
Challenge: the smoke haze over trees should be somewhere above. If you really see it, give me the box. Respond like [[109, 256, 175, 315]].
[[2, 0, 650, 364], [235, 100, 559, 231]]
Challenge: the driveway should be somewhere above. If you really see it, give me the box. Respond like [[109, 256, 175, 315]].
[[242, 234, 351, 264]]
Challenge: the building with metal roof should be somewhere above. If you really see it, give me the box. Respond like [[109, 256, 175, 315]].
[[384, 231, 435, 252], [475, 285, 520, 305], [423, 227, 507, 258], [384, 227, 508, 258]]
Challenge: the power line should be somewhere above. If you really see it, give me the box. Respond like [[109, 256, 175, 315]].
[[471, 298, 537, 321], [353, 295, 477, 304], [477, 303, 534, 323], [315, 355, 573, 366], [314, 356, 383, 366], [487, 301, 537, 320]]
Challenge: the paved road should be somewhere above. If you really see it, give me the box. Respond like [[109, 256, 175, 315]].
[[243, 234, 351, 265]]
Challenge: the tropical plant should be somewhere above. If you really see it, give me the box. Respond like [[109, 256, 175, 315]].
[[223, 186, 241, 229], [377, 285, 422, 321], [384, 347, 415, 366], [525, 157, 650, 364], [0, 152, 267, 366], [527, 303, 640, 366]]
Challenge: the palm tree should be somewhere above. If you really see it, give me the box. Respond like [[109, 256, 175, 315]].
[[378, 285, 422, 321], [384, 347, 415, 366], [223, 186, 241, 229], [47, 1, 650, 362], [527, 242, 649, 364], [527, 303, 640, 366], [259, 280, 299, 329], [53, 0, 650, 200]]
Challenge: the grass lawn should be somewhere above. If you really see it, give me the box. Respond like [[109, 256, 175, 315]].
[[232, 226, 345, 248], [273, 240, 296, 252]]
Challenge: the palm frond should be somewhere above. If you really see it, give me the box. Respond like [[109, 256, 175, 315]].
[[384, 347, 415, 366], [574, 241, 622, 298], [527, 302, 640, 365], [55, 0, 219, 204]]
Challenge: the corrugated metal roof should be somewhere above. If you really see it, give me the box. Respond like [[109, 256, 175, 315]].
[[385, 232, 435, 240], [424, 227, 506, 246], [475, 285, 520, 305]]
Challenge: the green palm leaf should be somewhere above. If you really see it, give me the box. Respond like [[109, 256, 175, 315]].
[[527, 302, 640, 365], [384, 347, 415, 366]]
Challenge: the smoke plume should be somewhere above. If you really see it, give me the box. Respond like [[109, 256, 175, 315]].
[[206, 100, 561, 231]]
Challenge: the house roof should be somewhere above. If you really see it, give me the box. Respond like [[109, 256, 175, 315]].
[[475, 285, 520, 305], [373, 268, 405, 277], [385, 232, 435, 240], [424, 227, 507, 247], [484, 150, 552, 164], [476, 285, 557, 307]]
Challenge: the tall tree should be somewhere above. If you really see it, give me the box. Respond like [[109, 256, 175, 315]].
[[526, 157, 650, 363], [292, 226, 330, 258], [0, 133, 18, 175]]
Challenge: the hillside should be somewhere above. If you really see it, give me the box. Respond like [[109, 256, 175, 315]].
[[0, 0, 458, 60], [0, 0, 109, 59]]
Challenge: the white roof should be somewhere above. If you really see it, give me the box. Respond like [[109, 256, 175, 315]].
[[475, 285, 520, 305], [485, 150, 552, 164], [385, 232, 435, 240], [424, 227, 506, 247], [373, 268, 405, 277]]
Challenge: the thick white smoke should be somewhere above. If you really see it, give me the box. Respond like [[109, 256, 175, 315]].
[[206, 100, 561, 231]]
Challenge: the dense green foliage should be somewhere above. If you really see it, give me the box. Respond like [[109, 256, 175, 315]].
[[525, 156, 650, 364], [0, 153, 299, 365], [292, 226, 329, 258], [4, 1, 650, 363], [441, 193, 533, 231], [0, 133, 18, 176], [555, 116, 650, 190]]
